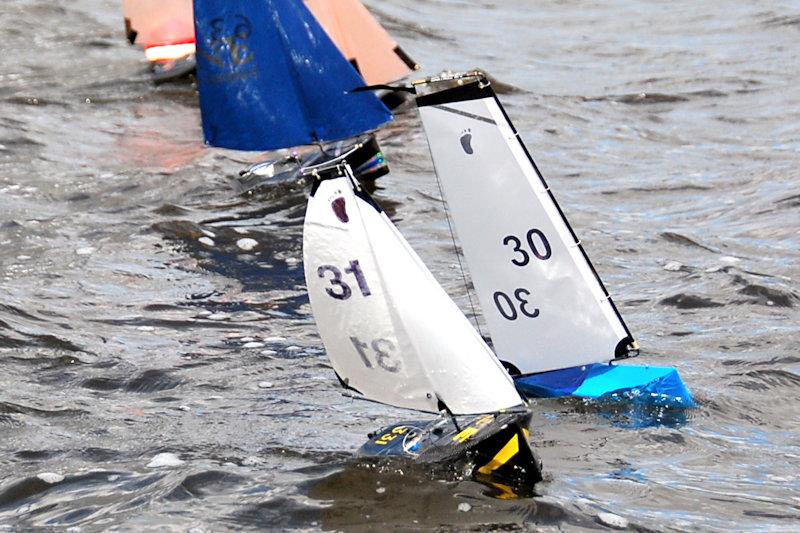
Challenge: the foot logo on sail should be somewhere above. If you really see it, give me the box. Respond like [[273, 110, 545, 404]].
[[331, 197, 349, 223], [460, 129, 473, 154], [201, 14, 255, 77]]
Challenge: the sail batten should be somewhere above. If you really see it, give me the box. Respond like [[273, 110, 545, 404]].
[[416, 75, 634, 375]]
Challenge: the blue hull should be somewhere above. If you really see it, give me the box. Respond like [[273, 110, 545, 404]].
[[515, 363, 695, 408]]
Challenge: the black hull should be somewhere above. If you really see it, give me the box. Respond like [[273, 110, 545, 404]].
[[358, 410, 543, 492]]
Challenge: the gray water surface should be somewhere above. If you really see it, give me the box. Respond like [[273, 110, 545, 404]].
[[1, 0, 799, 530]]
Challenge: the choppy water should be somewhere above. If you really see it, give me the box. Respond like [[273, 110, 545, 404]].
[[1, 0, 799, 530]]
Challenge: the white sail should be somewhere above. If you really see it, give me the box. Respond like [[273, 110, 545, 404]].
[[415, 74, 634, 375], [303, 165, 524, 415]]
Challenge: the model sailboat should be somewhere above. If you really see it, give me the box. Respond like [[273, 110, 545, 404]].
[[302, 155, 542, 486], [193, 0, 399, 188], [191, 1, 541, 484], [411, 72, 694, 408], [192, 0, 392, 187]]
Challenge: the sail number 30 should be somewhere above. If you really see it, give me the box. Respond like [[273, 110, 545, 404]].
[[493, 288, 539, 320], [493, 229, 551, 321], [503, 228, 552, 265]]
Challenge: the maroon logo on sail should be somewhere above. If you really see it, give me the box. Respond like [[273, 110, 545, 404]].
[[331, 197, 349, 223]]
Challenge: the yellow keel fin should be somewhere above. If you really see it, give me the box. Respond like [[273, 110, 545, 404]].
[[477, 434, 519, 475]]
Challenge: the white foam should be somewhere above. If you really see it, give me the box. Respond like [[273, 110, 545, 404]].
[[243, 342, 265, 349], [237, 238, 259, 251], [147, 452, 185, 468], [597, 512, 628, 529], [37, 472, 64, 484]]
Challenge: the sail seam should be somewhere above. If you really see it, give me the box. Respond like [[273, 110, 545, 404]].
[[432, 105, 496, 125]]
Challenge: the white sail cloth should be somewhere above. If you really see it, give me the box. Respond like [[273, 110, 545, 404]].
[[303, 168, 524, 415], [416, 78, 632, 374]]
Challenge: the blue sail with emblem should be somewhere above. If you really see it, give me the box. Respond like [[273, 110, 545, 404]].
[[192, 0, 392, 151]]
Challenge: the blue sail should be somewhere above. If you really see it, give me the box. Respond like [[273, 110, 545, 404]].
[[193, 0, 392, 151]]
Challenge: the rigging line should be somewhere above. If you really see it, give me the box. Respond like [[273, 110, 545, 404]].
[[436, 395, 461, 432], [430, 160, 485, 338]]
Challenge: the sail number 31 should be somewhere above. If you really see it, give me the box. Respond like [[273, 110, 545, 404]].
[[350, 336, 400, 373], [493, 229, 551, 320], [317, 260, 371, 300]]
